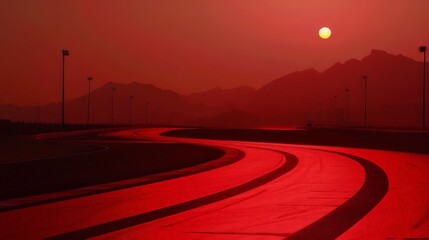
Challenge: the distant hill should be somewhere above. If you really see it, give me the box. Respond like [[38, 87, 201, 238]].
[[185, 86, 256, 109], [193, 109, 260, 128], [0, 82, 257, 127], [0, 82, 195, 125], [246, 49, 427, 129], [1, 49, 427, 129], [248, 68, 322, 125]]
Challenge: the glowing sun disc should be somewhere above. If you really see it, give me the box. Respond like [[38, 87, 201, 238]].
[[319, 27, 331, 39]]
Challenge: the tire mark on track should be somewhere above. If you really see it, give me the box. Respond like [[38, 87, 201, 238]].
[[127, 130, 389, 239], [0, 144, 109, 165], [46, 150, 299, 240], [0, 146, 242, 213], [286, 148, 389, 240]]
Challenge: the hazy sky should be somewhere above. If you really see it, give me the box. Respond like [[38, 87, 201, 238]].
[[1, 0, 428, 105]]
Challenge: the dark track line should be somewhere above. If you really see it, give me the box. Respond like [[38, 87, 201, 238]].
[[46, 151, 299, 240], [0, 146, 242, 213], [150, 130, 388, 239], [286, 148, 389, 240], [44, 133, 389, 239]]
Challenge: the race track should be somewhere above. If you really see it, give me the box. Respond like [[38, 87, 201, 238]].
[[0, 128, 428, 239]]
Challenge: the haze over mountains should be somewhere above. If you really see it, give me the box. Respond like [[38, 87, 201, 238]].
[[1, 49, 427, 129], [248, 49, 425, 128]]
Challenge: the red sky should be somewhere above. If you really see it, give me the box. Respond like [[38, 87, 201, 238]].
[[1, 0, 428, 106]]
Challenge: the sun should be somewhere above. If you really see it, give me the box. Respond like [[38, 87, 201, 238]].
[[319, 27, 332, 39]]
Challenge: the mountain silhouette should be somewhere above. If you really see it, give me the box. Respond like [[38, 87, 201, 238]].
[[185, 86, 255, 107], [246, 49, 427, 129], [1, 49, 427, 129], [193, 109, 260, 128], [0, 82, 194, 125], [184, 86, 256, 115]]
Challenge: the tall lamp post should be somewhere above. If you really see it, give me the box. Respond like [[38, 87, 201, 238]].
[[334, 95, 338, 126], [86, 76, 93, 125], [111, 87, 116, 125], [419, 46, 427, 130], [345, 88, 350, 127], [129, 96, 134, 126], [61, 49, 69, 127], [362, 75, 368, 128], [146, 102, 150, 125]]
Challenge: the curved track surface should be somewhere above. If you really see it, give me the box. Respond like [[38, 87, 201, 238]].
[[0, 128, 428, 239]]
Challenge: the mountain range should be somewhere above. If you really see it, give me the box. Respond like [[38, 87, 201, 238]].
[[0, 49, 427, 129]]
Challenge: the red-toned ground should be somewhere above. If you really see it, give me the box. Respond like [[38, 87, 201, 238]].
[[0, 128, 428, 239]]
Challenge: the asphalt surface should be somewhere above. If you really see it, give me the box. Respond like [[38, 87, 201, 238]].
[[163, 128, 429, 154], [0, 131, 225, 208], [0, 128, 428, 239]]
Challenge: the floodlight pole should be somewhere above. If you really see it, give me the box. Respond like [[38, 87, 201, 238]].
[[146, 102, 150, 125], [334, 95, 338, 126], [419, 46, 427, 130], [362, 75, 368, 128], [345, 88, 350, 127], [111, 87, 116, 125], [86, 76, 93, 125], [61, 49, 69, 127], [129, 96, 134, 126]]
